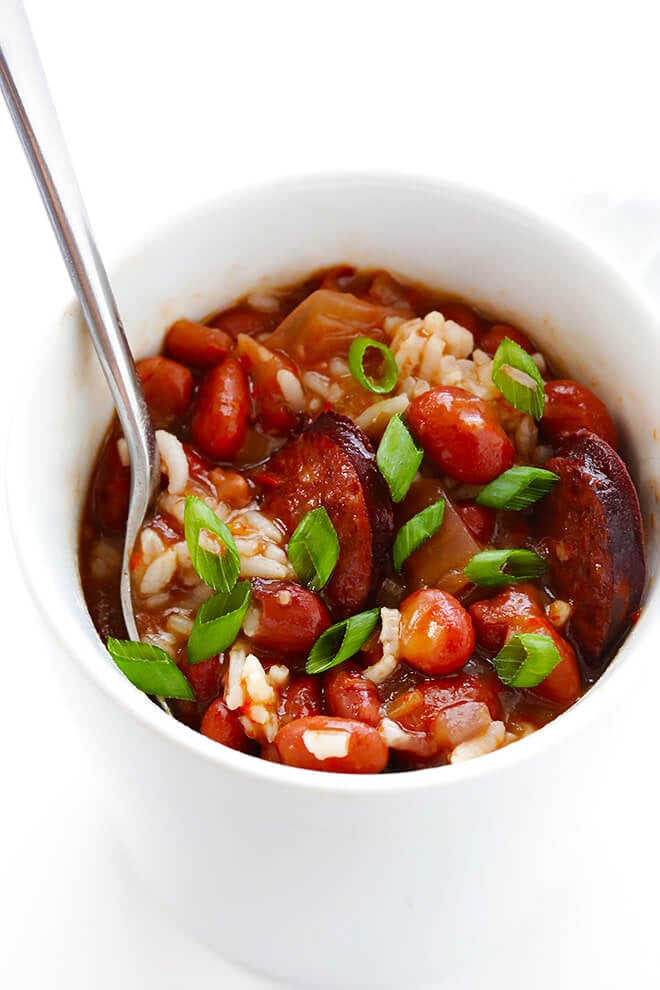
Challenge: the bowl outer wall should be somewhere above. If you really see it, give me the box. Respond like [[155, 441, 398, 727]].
[[7, 173, 660, 988]]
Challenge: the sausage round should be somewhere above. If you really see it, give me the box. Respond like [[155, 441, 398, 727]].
[[533, 433, 645, 675], [261, 411, 394, 616]]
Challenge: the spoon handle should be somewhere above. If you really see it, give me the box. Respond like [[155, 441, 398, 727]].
[[0, 1, 160, 640]]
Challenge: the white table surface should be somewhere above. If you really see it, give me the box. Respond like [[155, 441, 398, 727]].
[[1, 2, 659, 987]]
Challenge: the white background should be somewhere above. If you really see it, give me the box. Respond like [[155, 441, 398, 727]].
[[1, 1, 659, 988]]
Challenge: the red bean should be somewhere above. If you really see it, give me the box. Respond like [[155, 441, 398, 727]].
[[245, 580, 331, 655], [200, 698, 256, 753], [440, 301, 481, 336], [469, 584, 581, 703], [399, 589, 475, 675], [165, 319, 233, 368], [275, 716, 388, 773], [136, 356, 194, 425], [407, 386, 515, 484], [91, 432, 130, 532], [479, 323, 534, 356], [208, 304, 279, 337], [456, 502, 496, 543], [278, 676, 323, 725], [236, 333, 300, 435], [324, 663, 381, 726], [540, 380, 618, 449], [191, 357, 250, 460], [180, 653, 222, 703]]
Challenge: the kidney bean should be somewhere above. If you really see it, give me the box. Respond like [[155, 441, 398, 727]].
[[275, 716, 388, 773], [399, 589, 475, 675], [260, 741, 282, 762], [278, 675, 324, 725], [469, 585, 581, 703], [208, 304, 279, 337], [180, 653, 222, 703], [540, 380, 618, 449], [479, 323, 534, 356], [456, 502, 496, 543], [91, 432, 130, 532], [440, 300, 481, 336], [236, 333, 301, 435], [244, 580, 331, 655], [407, 386, 515, 484], [200, 698, 256, 753], [324, 663, 381, 726], [191, 357, 250, 460], [165, 319, 233, 368], [136, 356, 194, 426]]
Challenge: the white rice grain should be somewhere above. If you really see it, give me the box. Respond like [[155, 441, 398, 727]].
[[156, 430, 189, 495], [139, 548, 177, 596]]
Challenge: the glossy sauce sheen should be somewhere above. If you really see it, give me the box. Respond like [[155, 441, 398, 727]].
[[79, 265, 645, 773]]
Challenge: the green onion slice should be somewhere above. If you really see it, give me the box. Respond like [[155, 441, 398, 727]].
[[463, 548, 546, 586], [492, 632, 562, 687], [491, 337, 545, 419], [476, 466, 559, 511], [306, 609, 380, 675], [184, 495, 240, 593], [376, 414, 423, 503], [287, 507, 340, 592], [348, 336, 399, 394], [393, 499, 445, 574], [107, 638, 194, 700], [187, 581, 252, 665]]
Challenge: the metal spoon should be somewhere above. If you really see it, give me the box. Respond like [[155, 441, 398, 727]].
[[0, 2, 169, 712]]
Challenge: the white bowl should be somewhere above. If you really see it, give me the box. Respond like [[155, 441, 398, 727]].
[[8, 174, 660, 989]]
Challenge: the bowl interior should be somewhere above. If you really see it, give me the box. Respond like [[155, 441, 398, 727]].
[[9, 173, 660, 781]]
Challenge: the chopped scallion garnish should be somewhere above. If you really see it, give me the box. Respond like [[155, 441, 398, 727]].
[[492, 632, 562, 687], [491, 337, 545, 419], [187, 580, 252, 664], [106, 638, 194, 700], [376, 414, 423, 503], [184, 495, 240, 593], [287, 506, 340, 592], [306, 609, 380, 675], [463, 548, 545, 586], [476, 466, 559, 511], [393, 499, 445, 573], [348, 336, 399, 394]]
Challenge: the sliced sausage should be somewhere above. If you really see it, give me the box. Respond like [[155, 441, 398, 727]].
[[533, 432, 645, 676], [244, 579, 331, 655], [261, 411, 394, 616], [479, 323, 534, 356], [406, 386, 515, 484]]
